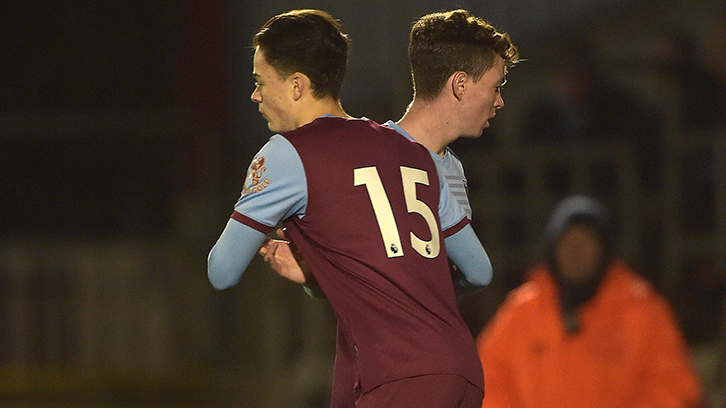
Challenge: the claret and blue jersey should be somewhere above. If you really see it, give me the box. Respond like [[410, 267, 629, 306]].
[[385, 120, 472, 219], [208, 115, 491, 396]]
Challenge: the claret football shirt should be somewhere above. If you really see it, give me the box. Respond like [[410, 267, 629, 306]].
[[232, 116, 483, 394]]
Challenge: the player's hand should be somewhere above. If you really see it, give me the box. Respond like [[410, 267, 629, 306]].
[[259, 229, 309, 284]]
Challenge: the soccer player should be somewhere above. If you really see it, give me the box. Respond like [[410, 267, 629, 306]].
[[387, 9, 518, 218], [384, 10, 518, 292], [207, 9, 491, 408], [262, 9, 518, 297]]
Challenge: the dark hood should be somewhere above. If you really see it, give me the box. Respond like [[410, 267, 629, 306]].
[[543, 195, 616, 329]]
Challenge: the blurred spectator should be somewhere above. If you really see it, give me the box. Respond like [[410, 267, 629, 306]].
[[476, 195, 704, 408]]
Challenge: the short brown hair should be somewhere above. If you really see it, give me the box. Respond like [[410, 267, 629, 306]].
[[409, 9, 519, 100], [253, 9, 350, 100]]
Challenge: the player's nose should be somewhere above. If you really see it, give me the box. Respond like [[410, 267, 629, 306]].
[[494, 94, 504, 110], [251, 88, 261, 103]]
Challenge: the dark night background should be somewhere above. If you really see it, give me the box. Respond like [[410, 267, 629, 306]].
[[1, 1, 725, 407]]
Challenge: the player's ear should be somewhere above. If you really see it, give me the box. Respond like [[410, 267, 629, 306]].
[[290, 72, 309, 101], [451, 71, 468, 101]]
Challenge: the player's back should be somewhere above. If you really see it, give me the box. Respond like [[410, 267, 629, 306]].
[[283, 116, 446, 273], [280, 116, 482, 394]]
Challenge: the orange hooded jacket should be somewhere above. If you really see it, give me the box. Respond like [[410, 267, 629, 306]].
[[476, 261, 703, 408]]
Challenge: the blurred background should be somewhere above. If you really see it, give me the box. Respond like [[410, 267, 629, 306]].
[[1, 0, 725, 407]]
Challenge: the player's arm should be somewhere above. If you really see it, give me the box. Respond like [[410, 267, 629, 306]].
[[436, 165, 493, 295], [208, 220, 268, 289], [207, 135, 308, 289], [444, 223, 493, 295]]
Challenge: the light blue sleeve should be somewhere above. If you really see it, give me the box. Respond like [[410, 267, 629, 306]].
[[233, 134, 308, 227], [444, 224, 493, 293], [436, 162, 492, 294], [208, 219, 267, 289], [207, 134, 307, 290], [442, 149, 472, 219], [435, 161, 468, 231]]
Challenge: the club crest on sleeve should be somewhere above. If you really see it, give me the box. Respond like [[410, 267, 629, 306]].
[[242, 156, 270, 195]]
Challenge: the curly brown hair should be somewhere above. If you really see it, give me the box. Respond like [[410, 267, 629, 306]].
[[253, 9, 350, 100], [409, 9, 519, 100]]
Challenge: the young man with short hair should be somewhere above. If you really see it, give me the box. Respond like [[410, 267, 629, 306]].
[[208, 9, 492, 407], [387, 9, 519, 220]]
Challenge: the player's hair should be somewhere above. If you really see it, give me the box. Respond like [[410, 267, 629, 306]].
[[253, 9, 350, 100], [408, 9, 520, 101]]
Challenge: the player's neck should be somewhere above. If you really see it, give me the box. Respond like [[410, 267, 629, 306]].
[[397, 100, 456, 156], [297, 98, 351, 128]]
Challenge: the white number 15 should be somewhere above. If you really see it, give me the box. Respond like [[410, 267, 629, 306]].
[[354, 166, 440, 259]]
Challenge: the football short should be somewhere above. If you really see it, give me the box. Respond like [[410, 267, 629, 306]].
[[355, 373, 483, 408]]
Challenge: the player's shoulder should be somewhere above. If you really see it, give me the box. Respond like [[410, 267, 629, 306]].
[[348, 117, 413, 140], [285, 116, 401, 139], [445, 146, 463, 165]]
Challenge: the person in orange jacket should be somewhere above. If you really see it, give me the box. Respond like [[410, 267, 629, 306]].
[[476, 195, 704, 408]]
